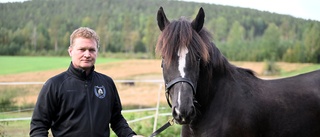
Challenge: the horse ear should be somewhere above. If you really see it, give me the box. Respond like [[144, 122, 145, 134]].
[[191, 7, 205, 32], [157, 7, 170, 31]]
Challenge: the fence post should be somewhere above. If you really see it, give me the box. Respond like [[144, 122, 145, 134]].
[[153, 84, 163, 132]]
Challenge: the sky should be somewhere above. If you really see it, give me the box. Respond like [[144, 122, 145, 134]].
[[181, 0, 320, 21], [0, 0, 319, 21]]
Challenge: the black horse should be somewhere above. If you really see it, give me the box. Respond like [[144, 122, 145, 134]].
[[156, 7, 320, 137]]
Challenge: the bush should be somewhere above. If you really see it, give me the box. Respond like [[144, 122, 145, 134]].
[[0, 121, 8, 137], [0, 90, 17, 112], [263, 60, 280, 76]]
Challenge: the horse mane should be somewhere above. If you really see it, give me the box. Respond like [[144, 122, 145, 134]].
[[156, 16, 256, 77], [156, 17, 211, 67]]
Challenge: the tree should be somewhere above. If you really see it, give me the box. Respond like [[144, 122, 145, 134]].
[[303, 22, 320, 63], [48, 16, 61, 52], [283, 42, 305, 62], [210, 16, 228, 42], [253, 17, 267, 36], [261, 23, 280, 60], [0, 28, 11, 45], [142, 16, 158, 58], [122, 14, 133, 53], [81, 16, 94, 27], [226, 21, 246, 60], [0, 0, 319, 61], [96, 14, 109, 53]]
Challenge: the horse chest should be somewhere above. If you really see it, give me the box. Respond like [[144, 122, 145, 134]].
[[186, 99, 257, 137], [189, 117, 255, 137]]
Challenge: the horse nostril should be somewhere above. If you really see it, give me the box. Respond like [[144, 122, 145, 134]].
[[172, 105, 197, 124], [172, 107, 183, 121], [190, 106, 196, 117], [173, 107, 180, 117]]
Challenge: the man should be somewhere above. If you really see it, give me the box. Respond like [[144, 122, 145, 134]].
[[30, 27, 142, 137]]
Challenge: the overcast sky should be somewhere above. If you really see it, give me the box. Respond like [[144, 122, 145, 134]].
[[0, 0, 25, 2], [1, 0, 319, 21], [181, 0, 320, 21]]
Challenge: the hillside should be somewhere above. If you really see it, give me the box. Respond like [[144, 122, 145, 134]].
[[0, 0, 319, 63]]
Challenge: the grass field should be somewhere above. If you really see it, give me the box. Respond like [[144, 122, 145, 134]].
[[0, 112, 31, 137], [279, 64, 320, 77], [0, 56, 320, 136], [0, 56, 123, 75], [1, 56, 320, 77]]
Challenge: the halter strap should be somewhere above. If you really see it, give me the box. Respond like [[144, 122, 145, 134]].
[[162, 58, 200, 108], [149, 118, 174, 137], [165, 77, 196, 108], [166, 77, 195, 90]]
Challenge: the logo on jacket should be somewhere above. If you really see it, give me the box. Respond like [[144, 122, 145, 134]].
[[94, 86, 106, 99]]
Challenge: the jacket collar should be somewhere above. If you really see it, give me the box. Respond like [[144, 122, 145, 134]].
[[68, 62, 94, 80]]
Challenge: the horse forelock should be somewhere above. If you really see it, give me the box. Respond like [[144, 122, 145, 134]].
[[156, 17, 212, 67]]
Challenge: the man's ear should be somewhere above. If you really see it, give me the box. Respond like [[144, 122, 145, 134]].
[[68, 46, 72, 57]]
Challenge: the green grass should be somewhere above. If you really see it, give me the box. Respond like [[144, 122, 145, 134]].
[[0, 56, 123, 75], [280, 64, 320, 77], [1, 120, 30, 137], [0, 106, 181, 137]]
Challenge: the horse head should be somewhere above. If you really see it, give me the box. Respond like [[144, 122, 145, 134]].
[[156, 7, 209, 124]]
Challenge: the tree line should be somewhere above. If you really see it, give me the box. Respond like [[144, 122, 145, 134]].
[[0, 0, 319, 63]]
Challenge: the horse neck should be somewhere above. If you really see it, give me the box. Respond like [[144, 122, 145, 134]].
[[195, 46, 236, 109]]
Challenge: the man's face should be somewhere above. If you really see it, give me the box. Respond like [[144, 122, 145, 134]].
[[68, 37, 98, 71]]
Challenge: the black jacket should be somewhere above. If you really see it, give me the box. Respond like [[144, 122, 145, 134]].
[[30, 63, 136, 137]]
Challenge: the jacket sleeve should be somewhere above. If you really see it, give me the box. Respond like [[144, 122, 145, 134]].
[[109, 81, 137, 137], [30, 79, 58, 137]]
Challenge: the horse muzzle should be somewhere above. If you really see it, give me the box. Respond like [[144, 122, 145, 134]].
[[172, 104, 197, 124]]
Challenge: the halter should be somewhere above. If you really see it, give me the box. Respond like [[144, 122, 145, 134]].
[[165, 77, 196, 108], [162, 58, 200, 108]]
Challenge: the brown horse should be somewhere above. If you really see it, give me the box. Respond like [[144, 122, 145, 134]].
[[156, 7, 320, 137]]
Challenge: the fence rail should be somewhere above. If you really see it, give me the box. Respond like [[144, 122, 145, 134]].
[[0, 79, 164, 85], [0, 107, 171, 122], [0, 79, 168, 131]]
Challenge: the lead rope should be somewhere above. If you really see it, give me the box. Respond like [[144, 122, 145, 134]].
[[149, 118, 175, 137]]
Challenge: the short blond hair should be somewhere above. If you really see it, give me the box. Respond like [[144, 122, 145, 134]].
[[70, 27, 100, 48]]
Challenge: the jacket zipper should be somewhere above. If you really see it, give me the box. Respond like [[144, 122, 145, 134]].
[[85, 80, 94, 136]]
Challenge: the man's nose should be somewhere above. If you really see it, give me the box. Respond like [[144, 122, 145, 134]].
[[84, 50, 90, 57]]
